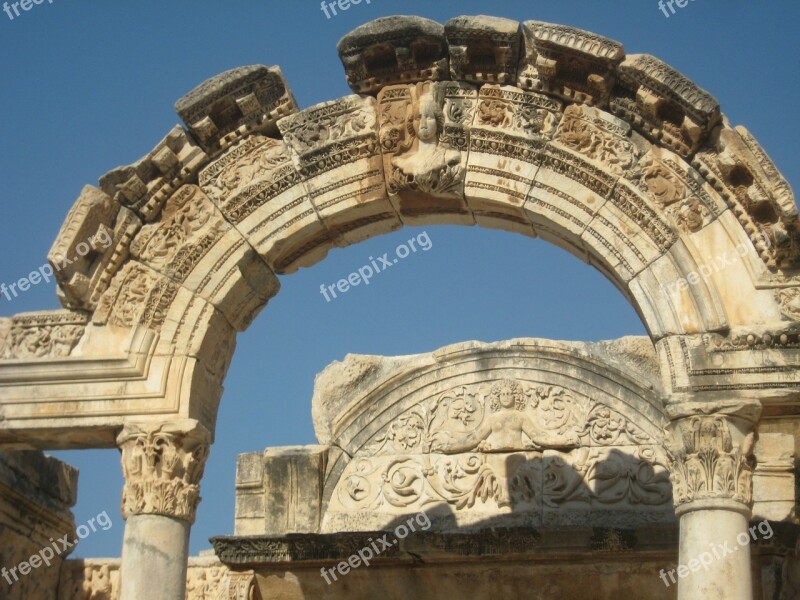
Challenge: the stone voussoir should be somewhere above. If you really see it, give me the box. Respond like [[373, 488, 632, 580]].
[[175, 65, 298, 157], [444, 15, 522, 85], [337, 15, 450, 95]]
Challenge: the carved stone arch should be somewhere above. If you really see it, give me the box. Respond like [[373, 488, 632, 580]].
[[2, 13, 797, 600], [0, 12, 796, 463]]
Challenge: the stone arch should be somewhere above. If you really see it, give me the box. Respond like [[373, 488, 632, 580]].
[[1, 16, 795, 447], [0, 14, 798, 600]]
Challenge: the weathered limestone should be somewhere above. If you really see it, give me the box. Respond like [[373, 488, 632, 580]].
[[337, 16, 449, 95], [377, 80, 476, 225], [117, 420, 210, 600], [278, 95, 401, 246], [444, 16, 522, 84], [666, 401, 760, 600], [0, 451, 77, 600], [611, 54, 721, 157], [311, 339, 673, 532], [216, 340, 799, 599], [0, 12, 798, 600], [58, 555, 254, 600], [2, 14, 799, 446], [197, 134, 332, 274], [174, 65, 298, 156], [235, 445, 331, 536], [517, 20, 625, 105]]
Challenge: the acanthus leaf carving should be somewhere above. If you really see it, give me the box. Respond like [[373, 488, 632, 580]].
[[117, 420, 211, 524], [666, 415, 755, 510]]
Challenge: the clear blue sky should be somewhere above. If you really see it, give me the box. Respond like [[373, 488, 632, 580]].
[[1, 1, 797, 558]]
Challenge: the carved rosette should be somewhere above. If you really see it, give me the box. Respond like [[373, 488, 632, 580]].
[[665, 414, 756, 515], [117, 420, 211, 524]]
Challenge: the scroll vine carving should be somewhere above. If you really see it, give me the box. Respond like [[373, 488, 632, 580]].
[[328, 379, 669, 515]]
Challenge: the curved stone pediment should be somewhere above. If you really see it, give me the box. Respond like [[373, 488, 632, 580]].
[[313, 338, 674, 532]]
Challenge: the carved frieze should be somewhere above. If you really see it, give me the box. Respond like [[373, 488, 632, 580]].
[[198, 135, 330, 273], [117, 420, 211, 523], [554, 104, 640, 179], [465, 85, 560, 233], [633, 150, 722, 236], [777, 288, 800, 321], [93, 261, 179, 331], [0, 310, 87, 359], [279, 95, 399, 243], [325, 378, 672, 528], [130, 185, 226, 278], [543, 446, 671, 508]]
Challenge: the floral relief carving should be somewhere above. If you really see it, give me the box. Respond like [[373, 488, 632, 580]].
[[131, 186, 225, 274], [554, 104, 640, 178], [777, 288, 800, 321], [635, 154, 717, 233], [117, 421, 211, 524], [544, 446, 671, 507], [200, 138, 286, 202], [1, 312, 86, 359], [641, 157, 686, 208], [281, 97, 376, 155], [666, 415, 755, 509], [329, 379, 670, 515]]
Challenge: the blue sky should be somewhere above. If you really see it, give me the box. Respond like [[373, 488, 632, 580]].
[[1, 1, 797, 558]]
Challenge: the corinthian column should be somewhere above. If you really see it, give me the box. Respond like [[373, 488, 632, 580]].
[[117, 419, 211, 600], [665, 401, 759, 600]]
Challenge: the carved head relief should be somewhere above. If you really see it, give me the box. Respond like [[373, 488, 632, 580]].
[[489, 379, 526, 412]]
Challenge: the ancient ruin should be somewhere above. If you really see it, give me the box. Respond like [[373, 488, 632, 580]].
[[1, 13, 799, 600]]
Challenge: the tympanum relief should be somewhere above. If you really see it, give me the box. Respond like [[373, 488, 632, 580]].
[[324, 379, 672, 530]]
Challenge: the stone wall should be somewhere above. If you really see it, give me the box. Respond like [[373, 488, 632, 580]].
[[0, 451, 78, 600]]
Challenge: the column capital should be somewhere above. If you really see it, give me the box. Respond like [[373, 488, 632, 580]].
[[117, 419, 211, 524], [665, 406, 757, 516]]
